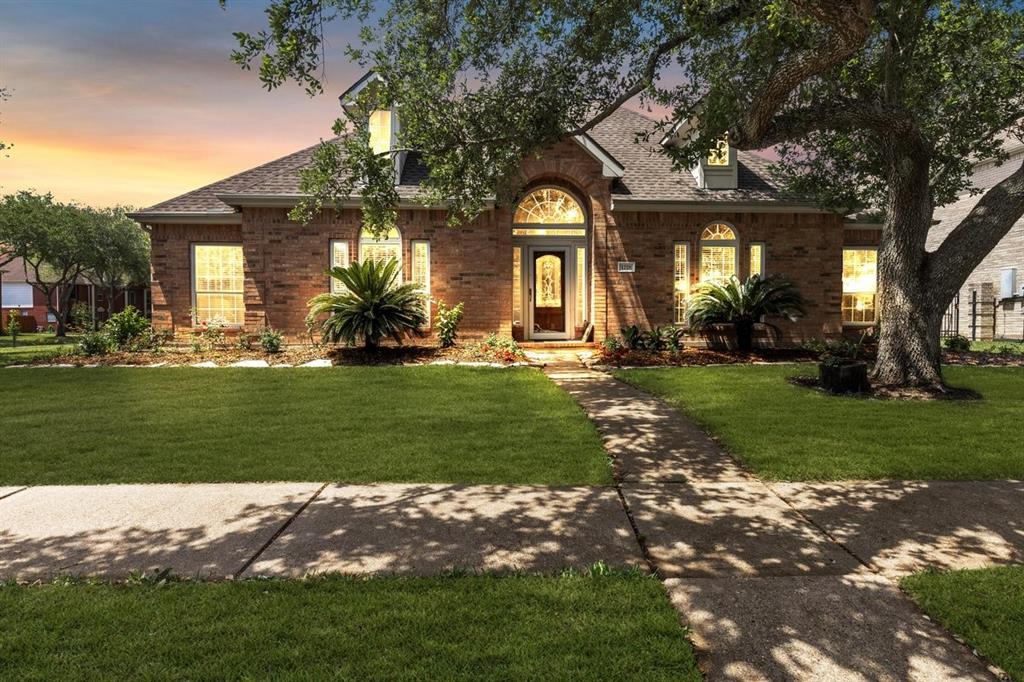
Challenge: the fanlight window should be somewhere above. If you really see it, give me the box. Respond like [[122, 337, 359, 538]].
[[513, 189, 585, 236], [699, 223, 738, 285]]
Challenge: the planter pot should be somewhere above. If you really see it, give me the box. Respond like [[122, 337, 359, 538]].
[[702, 323, 737, 351], [818, 361, 869, 394]]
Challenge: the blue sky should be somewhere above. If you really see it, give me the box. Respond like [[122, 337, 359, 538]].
[[0, 0, 367, 207]]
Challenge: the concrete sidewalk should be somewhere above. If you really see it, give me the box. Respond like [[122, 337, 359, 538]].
[[0, 482, 643, 580], [544, 364, 1010, 681]]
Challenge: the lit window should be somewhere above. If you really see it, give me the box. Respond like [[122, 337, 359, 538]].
[[707, 135, 730, 166], [411, 240, 430, 325], [359, 226, 402, 281], [576, 247, 587, 327], [749, 243, 765, 278], [512, 247, 523, 328], [193, 244, 244, 326], [842, 248, 878, 325], [673, 243, 689, 324], [699, 223, 738, 284], [329, 240, 350, 293], [513, 188, 585, 226], [368, 109, 392, 156]]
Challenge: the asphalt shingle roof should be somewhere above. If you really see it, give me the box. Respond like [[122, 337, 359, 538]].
[[137, 108, 788, 216]]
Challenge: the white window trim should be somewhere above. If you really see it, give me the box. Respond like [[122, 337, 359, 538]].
[[699, 223, 739, 284], [411, 239, 431, 327], [329, 239, 351, 293], [673, 242, 690, 325], [191, 243, 245, 327], [1, 282, 35, 309], [842, 247, 879, 327], [749, 242, 766, 278]]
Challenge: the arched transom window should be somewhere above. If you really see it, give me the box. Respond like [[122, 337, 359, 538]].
[[359, 226, 402, 281], [513, 188, 586, 236], [699, 223, 738, 284]]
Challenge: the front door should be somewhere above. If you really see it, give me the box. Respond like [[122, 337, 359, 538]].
[[529, 248, 570, 340]]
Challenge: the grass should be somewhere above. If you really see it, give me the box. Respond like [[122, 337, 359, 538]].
[[969, 339, 1024, 354], [614, 364, 1024, 480], [0, 367, 610, 485], [902, 566, 1024, 679], [0, 332, 78, 366], [0, 573, 699, 681]]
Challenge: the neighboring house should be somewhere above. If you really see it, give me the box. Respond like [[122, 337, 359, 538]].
[[0, 255, 150, 333], [930, 138, 1024, 341], [131, 73, 880, 344]]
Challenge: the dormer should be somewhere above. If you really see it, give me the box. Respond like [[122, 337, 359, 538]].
[[340, 72, 406, 183], [660, 115, 738, 190]]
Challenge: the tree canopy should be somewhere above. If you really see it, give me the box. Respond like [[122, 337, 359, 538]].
[[230, 0, 1024, 388]]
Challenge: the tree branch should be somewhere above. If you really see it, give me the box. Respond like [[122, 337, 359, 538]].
[[928, 158, 1024, 300], [730, 0, 877, 148]]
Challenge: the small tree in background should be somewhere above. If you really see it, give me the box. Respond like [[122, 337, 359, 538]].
[[84, 206, 150, 323], [0, 191, 101, 337], [6, 309, 20, 347]]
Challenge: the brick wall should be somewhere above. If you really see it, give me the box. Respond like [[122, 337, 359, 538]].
[[605, 211, 848, 342], [149, 223, 243, 334]]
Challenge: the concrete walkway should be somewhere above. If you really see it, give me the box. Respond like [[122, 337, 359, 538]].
[[543, 362, 1012, 681], [0, 483, 642, 580]]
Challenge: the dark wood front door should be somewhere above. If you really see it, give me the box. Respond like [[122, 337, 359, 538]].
[[532, 250, 566, 335]]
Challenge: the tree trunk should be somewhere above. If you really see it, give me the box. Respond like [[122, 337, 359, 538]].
[[870, 147, 946, 390]]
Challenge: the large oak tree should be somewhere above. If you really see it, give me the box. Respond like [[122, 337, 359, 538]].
[[230, 0, 1024, 389]]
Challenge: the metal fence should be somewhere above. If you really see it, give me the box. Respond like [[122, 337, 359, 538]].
[[940, 293, 959, 338]]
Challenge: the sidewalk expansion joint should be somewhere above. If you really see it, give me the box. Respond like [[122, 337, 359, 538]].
[[0, 487, 28, 502], [233, 482, 329, 579]]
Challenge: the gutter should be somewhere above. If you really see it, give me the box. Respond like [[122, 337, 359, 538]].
[[610, 197, 832, 214]]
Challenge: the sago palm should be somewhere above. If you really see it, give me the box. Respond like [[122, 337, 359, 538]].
[[306, 257, 427, 349], [686, 274, 806, 352]]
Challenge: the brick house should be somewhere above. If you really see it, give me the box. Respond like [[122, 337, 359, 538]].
[[929, 137, 1024, 341], [131, 75, 881, 345], [1, 255, 149, 333]]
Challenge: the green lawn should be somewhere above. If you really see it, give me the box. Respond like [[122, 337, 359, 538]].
[[969, 339, 1024, 354], [0, 332, 78, 366], [614, 365, 1024, 480], [0, 367, 610, 485], [0, 573, 699, 681], [902, 566, 1024, 680]]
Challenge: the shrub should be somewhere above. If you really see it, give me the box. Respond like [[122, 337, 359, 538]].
[[687, 274, 806, 352], [618, 324, 684, 351], [69, 300, 93, 332], [472, 334, 526, 363], [307, 258, 427, 349], [943, 334, 971, 352], [259, 326, 284, 353], [5, 309, 20, 341], [103, 306, 150, 350], [191, 316, 229, 351], [77, 331, 111, 356], [436, 300, 465, 348]]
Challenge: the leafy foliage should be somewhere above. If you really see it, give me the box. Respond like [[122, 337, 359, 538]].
[[620, 324, 684, 352], [943, 334, 971, 352], [103, 306, 150, 350], [77, 332, 111, 357], [435, 300, 465, 348], [687, 275, 805, 351], [259, 326, 285, 353], [471, 334, 525, 363], [307, 258, 427, 348]]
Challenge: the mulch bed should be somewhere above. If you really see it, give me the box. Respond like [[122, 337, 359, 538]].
[[591, 347, 819, 367], [942, 350, 1024, 367], [22, 343, 526, 367], [787, 375, 983, 401]]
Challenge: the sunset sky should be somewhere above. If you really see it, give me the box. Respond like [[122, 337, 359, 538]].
[[0, 0, 366, 208]]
